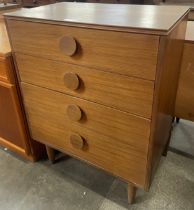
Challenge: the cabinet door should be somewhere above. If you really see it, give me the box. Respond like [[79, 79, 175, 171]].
[[0, 58, 14, 83], [0, 81, 28, 150], [175, 43, 194, 121]]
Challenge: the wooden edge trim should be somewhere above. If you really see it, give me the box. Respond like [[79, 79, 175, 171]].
[[0, 76, 8, 83], [0, 58, 12, 83], [0, 80, 12, 87], [0, 51, 11, 58], [145, 15, 187, 191], [4, 7, 190, 36], [167, 9, 190, 35], [4, 16, 171, 36], [144, 35, 166, 192]]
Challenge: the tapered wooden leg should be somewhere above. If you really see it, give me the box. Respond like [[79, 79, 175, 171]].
[[128, 183, 136, 204], [46, 145, 55, 163]]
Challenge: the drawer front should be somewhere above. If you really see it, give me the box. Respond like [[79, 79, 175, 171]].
[[8, 20, 159, 80], [21, 83, 151, 187], [16, 54, 154, 118]]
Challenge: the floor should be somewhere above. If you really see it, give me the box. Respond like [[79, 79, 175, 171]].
[[0, 119, 194, 210]]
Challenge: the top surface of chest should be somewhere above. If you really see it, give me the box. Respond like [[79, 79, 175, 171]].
[[5, 3, 189, 35]]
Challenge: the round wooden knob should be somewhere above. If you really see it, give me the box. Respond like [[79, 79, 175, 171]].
[[70, 133, 85, 149], [67, 104, 82, 121], [59, 36, 77, 56], [64, 73, 80, 90]]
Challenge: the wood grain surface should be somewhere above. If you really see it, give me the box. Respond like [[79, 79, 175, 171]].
[[4, 3, 188, 196], [0, 57, 13, 83], [175, 43, 194, 121], [15, 53, 154, 118], [4, 3, 189, 34], [20, 82, 151, 187], [0, 59, 7, 81], [0, 20, 46, 161], [0, 79, 46, 161], [0, 81, 26, 149], [146, 16, 187, 190], [0, 21, 11, 57], [8, 20, 159, 80]]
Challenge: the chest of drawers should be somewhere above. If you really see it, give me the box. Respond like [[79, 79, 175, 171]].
[[5, 3, 189, 203]]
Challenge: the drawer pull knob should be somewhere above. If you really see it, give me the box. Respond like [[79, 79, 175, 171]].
[[64, 73, 80, 90], [70, 134, 85, 149], [59, 36, 77, 56], [67, 104, 82, 121]]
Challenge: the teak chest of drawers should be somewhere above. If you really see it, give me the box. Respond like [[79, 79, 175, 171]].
[[5, 3, 189, 203]]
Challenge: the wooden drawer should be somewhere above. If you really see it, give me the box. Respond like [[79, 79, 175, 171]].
[[21, 82, 151, 187], [8, 20, 159, 80], [16, 54, 154, 118]]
